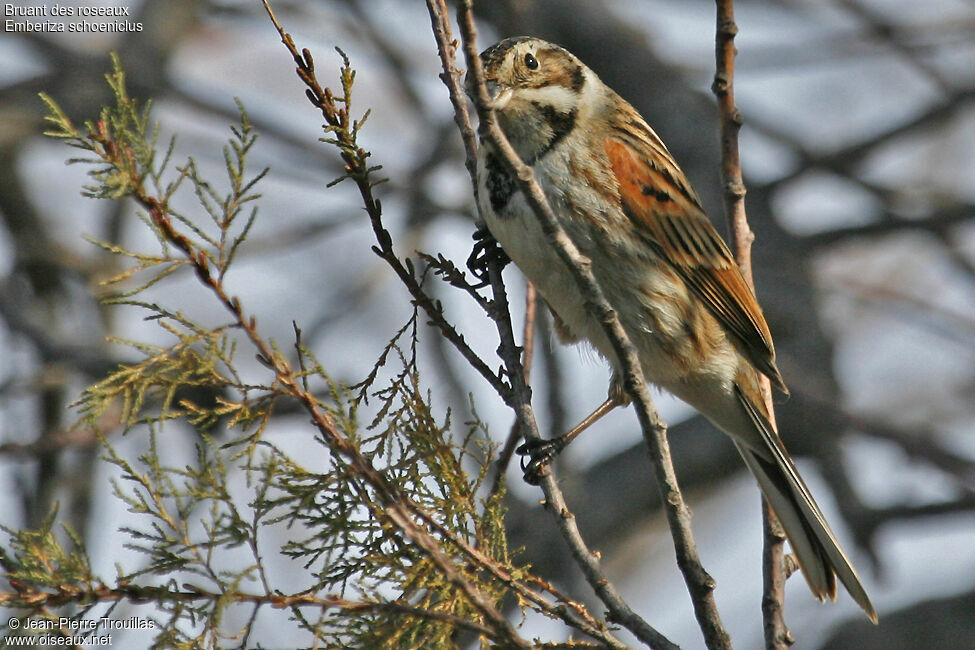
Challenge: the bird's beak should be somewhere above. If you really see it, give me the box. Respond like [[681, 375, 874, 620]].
[[491, 84, 513, 109], [464, 72, 511, 109]]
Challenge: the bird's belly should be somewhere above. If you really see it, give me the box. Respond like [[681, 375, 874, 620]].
[[484, 201, 697, 389], [485, 204, 610, 353], [488, 204, 751, 447]]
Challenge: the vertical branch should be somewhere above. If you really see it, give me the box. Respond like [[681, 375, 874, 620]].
[[713, 1, 752, 271], [425, 0, 538, 490], [712, 1, 791, 648], [435, 1, 730, 648], [490, 279, 537, 493], [426, 0, 480, 187], [761, 499, 792, 648], [521, 280, 537, 383], [423, 4, 640, 648]]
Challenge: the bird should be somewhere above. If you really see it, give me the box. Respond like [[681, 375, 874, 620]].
[[469, 35, 877, 622]]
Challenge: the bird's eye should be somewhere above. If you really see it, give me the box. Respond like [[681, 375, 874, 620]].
[[524, 53, 538, 70]]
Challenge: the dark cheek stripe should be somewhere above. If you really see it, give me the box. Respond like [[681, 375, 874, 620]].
[[532, 103, 577, 161], [547, 107, 577, 150], [571, 65, 585, 92]]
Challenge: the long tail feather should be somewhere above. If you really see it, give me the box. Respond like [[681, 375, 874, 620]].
[[734, 387, 878, 623]]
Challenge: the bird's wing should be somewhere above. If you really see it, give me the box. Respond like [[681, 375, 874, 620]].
[[603, 124, 786, 392]]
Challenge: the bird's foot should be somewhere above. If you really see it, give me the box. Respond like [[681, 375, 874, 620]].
[[516, 436, 568, 485], [466, 225, 510, 288]]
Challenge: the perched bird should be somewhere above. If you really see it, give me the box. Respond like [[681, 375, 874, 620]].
[[471, 36, 877, 622]]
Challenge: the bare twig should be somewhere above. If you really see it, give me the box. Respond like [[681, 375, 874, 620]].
[[424, 0, 525, 502], [435, 1, 730, 648], [425, 2, 655, 648], [425, 4, 542, 492], [490, 279, 538, 494], [425, 0, 480, 187], [522, 280, 538, 382], [761, 499, 793, 648], [258, 3, 631, 646], [713, 1, 790, 647], [260, 3, 507, 406]]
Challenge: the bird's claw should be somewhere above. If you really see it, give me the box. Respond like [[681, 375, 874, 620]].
[[466, 226, 510, 288], [517, 437, 567, 485]]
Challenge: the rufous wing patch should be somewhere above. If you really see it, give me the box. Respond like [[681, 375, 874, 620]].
[[604, 137, 787, 392]]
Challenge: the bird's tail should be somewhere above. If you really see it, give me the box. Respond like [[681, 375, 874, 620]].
[[734, 387, 878, 623]]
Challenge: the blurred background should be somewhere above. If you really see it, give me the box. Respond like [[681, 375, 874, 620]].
[[2, 0, 974, 647]]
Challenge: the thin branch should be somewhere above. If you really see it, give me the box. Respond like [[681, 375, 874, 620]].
[[258, 4, 640, 646], [0, 583, 496, 637], [489, 420, 522, 498], [441, 1, 729, 648], [424, 3, 661, 648], [713, 1, 790, 647], [471, 231, 645, 650], [761, 499, 793, 648], [422, 0, 530, 501], [260, 3, 508, 406], [522, 280, 538, 383], [490, 279, 537, 495], [425, 0, 481, 189]]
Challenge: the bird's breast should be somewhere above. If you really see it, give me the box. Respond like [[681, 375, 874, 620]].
[[476, 141, 743, 396]]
